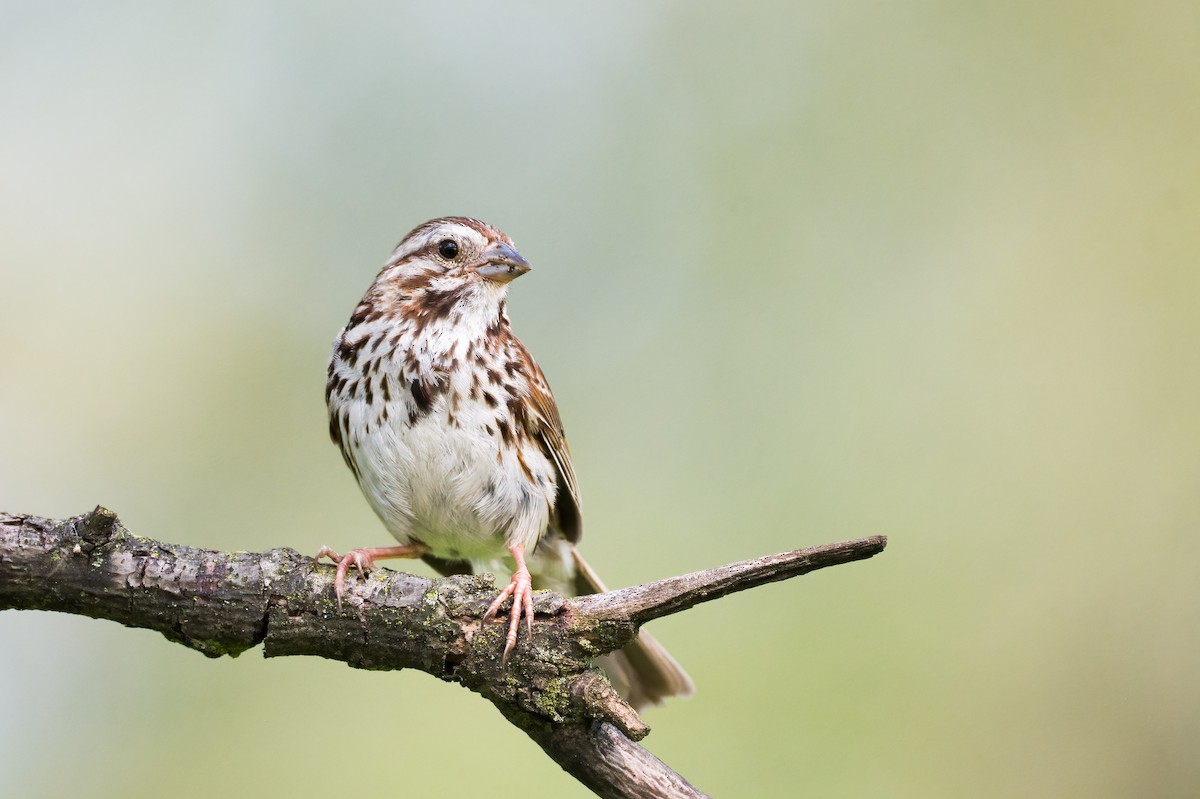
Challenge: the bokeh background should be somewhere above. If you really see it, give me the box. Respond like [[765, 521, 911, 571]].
[[3, 2, 1198, 797]]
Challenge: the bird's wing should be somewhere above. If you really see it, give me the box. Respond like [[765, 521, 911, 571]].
[[524, 356, 583, 543]]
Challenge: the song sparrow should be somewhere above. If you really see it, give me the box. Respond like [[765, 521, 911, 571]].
[[319, 216, 693, 709]]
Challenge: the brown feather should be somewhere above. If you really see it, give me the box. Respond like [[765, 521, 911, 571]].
[[522, 354, 583, 543], [572, 549, 695, 710]]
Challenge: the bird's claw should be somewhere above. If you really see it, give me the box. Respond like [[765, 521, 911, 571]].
[[315, 543, 428, 608], [316, 546, 380, 608], [484, 567, 535, 665]]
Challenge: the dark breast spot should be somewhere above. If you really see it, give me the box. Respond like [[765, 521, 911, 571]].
[[506, 396, 529, 427], [329, 409, 361, 478], [408, 377, 447, 423], [411, 380, 433, 413], [337, 335, 369, 365], [347, 304, 371, 328], [328, 410, 342, 447], [514, 447, 534, 482]]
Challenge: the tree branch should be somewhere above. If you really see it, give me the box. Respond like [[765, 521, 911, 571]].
[[568, 536, 888, 626], [0, 507, 887, 799]]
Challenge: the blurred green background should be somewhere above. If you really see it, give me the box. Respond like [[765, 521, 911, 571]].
[[2, 2, 1198, 797]]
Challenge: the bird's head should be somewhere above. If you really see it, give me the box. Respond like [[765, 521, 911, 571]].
[[382, 217, 531, 297]]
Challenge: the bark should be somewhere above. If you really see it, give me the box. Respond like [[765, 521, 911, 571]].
[[0, 507, 887, 799]]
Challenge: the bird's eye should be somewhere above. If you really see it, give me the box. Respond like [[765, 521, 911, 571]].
[[438, 239, 459, 260]]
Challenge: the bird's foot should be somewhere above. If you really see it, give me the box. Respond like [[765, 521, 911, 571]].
[[484, 565, 534, 665], [315, 544, 426, 607]]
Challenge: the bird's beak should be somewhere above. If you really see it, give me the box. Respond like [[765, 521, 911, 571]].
[[475, 242, 531, 284]]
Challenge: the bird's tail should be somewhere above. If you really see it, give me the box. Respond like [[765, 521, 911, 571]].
[[571, 549, 695, 711]]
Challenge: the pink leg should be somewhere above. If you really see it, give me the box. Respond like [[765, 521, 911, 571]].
[[483, 543, 535, 665], [316, 544, 427, 607]]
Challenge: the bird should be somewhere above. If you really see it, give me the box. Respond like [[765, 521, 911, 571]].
[[318, 216, 693, 709]]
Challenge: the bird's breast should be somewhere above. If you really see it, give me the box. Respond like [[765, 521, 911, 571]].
[[340, 361, 558, 561]]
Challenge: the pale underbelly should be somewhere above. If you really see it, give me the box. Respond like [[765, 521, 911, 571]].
[[352, 404, 557, 561]]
